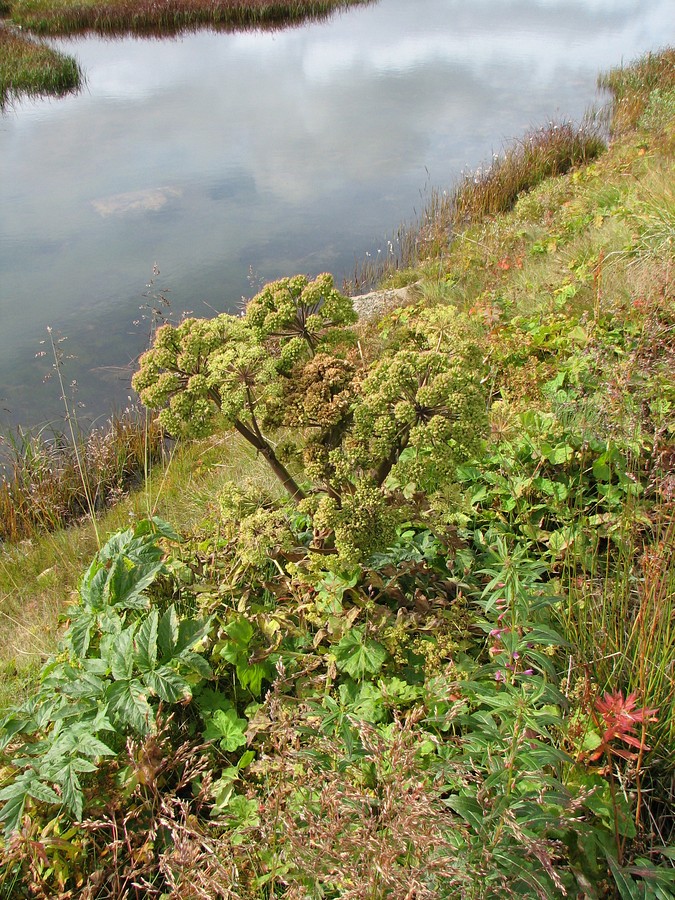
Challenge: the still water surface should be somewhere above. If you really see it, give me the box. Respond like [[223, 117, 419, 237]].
[[1, 0, 673, 429]]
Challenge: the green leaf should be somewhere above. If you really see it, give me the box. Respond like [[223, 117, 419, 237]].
[[606, 852, 641, 900], [203, 708, 248, 752], [158, 605, 179, 658], [105, 679, 153, 734], [144, 667, 192, 704], [0, 770, 35, 835], [66, 606, 97, 658], [108, 626, 137, 681], [179, 650, 212, 679], [223, 618, 254, 650], [176, 616, 211, 655], [444, 794, 484, 831], [134, 609, 159, 672], [25, 778, 62, 806], [58, 762, 84, 822], [333, 627, 388, 681]]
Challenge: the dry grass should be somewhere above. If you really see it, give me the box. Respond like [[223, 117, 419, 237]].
[[347, 120, 605, 292]]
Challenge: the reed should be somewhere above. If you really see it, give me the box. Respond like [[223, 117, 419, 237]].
[[0, 23, 81, 107], [8, 0, 371, 36]]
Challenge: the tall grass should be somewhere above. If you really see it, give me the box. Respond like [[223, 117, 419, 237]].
[[8, 0, 372, 36], [0, 23, 81, 107], [0, 408, 165, 543], [348, 119, 605, 292], [599, 48, 675, 135]]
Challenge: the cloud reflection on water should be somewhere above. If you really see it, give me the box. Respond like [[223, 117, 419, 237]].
[[0, 0, 673, 426]]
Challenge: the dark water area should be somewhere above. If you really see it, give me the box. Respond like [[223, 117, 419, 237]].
[[1, 0, 673, 432]]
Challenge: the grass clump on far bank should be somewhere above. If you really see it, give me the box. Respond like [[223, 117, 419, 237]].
[[7, 0, 371, 36], [0, 23, 81, 107]]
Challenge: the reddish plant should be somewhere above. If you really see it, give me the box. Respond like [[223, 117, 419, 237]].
[[589, 690, 659, 763]]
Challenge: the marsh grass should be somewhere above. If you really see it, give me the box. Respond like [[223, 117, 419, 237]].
[[8, 0, 371, 36], [0, 24, 81, 107], [599, 47, 675, 136], [348, 120, 605, 293]]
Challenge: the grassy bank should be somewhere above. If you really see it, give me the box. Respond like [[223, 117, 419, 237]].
[[0, 24, 81, 107], [0, 49, 674, 898], [5, 0, 370, 36]]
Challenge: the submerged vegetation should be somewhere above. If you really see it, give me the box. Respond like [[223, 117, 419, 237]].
[[0, 49, 674, 897]]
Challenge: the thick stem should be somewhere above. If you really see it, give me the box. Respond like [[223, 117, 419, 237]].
[[233, 419, 306, 504]]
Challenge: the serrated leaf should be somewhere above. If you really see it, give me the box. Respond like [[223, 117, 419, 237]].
[[105, 679, 153, 734], [177, 616, 211, 654], [109, 626, 137, 681], [179, 650, 212, 679], [58, 762, 84, 821], [0, 770, 34, 835], [158, 606, 179, 658], [134, 609, 159, 672], [66, 607, 97, 658], [333, 627, 388, 680], [26, 778, 62, 806], [144, 667, 192, 704], [70, 732, 116, 758]]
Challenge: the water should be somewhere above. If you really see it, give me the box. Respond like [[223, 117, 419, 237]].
[[1, 0, 673, 430]]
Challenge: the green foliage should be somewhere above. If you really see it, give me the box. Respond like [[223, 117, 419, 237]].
[[0, 518, 212, 837]]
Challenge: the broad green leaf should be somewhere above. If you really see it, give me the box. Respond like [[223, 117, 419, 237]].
[[223, 618, 254, 649], [606, 852, 641, 900], [79, 564, 108, 612], [134, 609, 159, 672], [444, 794, 484, 831], [105, 679, 153, 734], [179, 650, 212, 679], [334, 627, 387, 680], [176, 616, 212, 655], [107, 556, 164, 610], [0, 770, 36, 835], [203, 708, 248, 752], [69, 732, 116, 759], [25, 778, 62, 806], [109, 626, 137, 681], [338, 680, 385, 723], [66, 607, 97, 658], [236, 661, 271, 696], [158, 605, 179, 658], [144, 667, 192, 704], [57, 762, 84, 822]]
